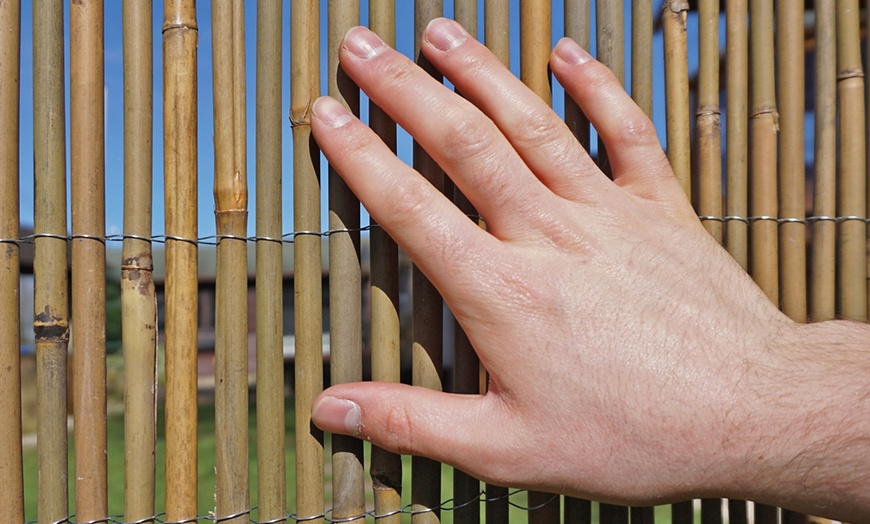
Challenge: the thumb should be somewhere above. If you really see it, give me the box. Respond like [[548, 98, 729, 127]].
[[311, 382, 504, 469]]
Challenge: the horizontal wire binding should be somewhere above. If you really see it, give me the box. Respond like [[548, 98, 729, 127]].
[[25, 490, 558, 524], [3, 214, 867, 248]]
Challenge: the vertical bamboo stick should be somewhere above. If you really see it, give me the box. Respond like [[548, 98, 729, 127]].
[[521, 2, 561, 522], [777, 0, 807, 323], [482, 4, 511, 521], [595, 0, 625, 178], [70, 1, 108, 519], [327, 2, 366, 520], [451, 3, 483, 522], [162, 1, 199, 520], [255, 0, 286, 521], [666, 0, 697, 514], [521, 0, 552, 104], [0, 1, 23, 521], [698, 0, 723, 244], [811, 1, 836, 323], [699, 2, 723, 515], [662, 0, 691, 196], [412, 3, 444, 523], [749, 0, 779, 306], [564, 0, 590, 152], [212, 2, 249, 521], [725, 0, 750, 270], [32, 2, 69, 521], [836, 0, 867, 321], [367, 2, 403, 523], [631, 0, 653, 118], [122, 1, 158, 521], [291, 0, 324, 521]]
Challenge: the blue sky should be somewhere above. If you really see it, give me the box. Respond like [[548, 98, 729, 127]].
[[16, 1, 683, 238]]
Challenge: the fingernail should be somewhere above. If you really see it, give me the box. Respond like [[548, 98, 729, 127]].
[[343, 26, 386, 60], [312, 97, 353, 128], [555, 38, 592, 66], [312, 396, 362, 434], [425, 18, 467, 52]]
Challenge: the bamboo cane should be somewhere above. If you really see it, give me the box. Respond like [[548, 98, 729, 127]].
[[412, 3, 445, 523], [162, 1, 199, 520], [327, 1, 366, 520], [367, 2, 403, 523], [631, 0, 652, 118], [725, 0, 749, 270], [255, 0, 286, 521], [728, 501, 748, 524], [32, 2, 70, 521], [482, 5, 511, 519], [777, 0, 807, 323], [662, 1, 691, 197], [836, 0, 867, 321], [0, 1, 23, 521], [662, 0, 693, 524], [749, 0, 779, 306], [70, 1, 108, 519], [520, 2, 561, 522], [452, 3, 483, 522], [564, 0, 590, 154], [596, 0, 625, 179], [212, 2, 249, 521], [521, 0, 552, 105], [698, 0, 723, 244], [291, 0, 324, 520], [121, 1, 157, 521]]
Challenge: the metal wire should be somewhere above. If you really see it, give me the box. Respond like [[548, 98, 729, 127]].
[[4, 214, 867, 248], [24, 490, 558, 524]]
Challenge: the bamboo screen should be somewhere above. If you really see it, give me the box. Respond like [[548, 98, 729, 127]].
[[0, 1, 866, 523]]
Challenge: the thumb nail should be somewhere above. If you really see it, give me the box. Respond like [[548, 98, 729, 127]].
[[312, 396, 362, 435]]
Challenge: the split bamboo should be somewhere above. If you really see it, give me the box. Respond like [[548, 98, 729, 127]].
[[291, 0, 324, 520], [483, 4, 511, 521], [777, 0, 807, 323], [595, 0, 624, 178], [367, 2, 403, 523], [212, 2, 249, 521], [564, 0, 590, 153], [521, 2, 560, 522], [255, 0, 286, 521], [70, 1, 108, 519], [0, 1, 23, 521], [836, 0, 867, 321], [662, 0, 691, 197], [451, 3, 483, 522], [631, 0, 653, 118], [32, 2, 70, 521], [121, 1, 158, 521], [698, 0, 723, 244], [327, 1, 366, 520], [412, 2, 445, 522], [162, 0, 200, 520], [749, 0, 779, 305], [725, 0, 749, 270]]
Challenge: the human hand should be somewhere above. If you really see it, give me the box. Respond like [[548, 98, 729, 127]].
[[308, 18, 867, 515]]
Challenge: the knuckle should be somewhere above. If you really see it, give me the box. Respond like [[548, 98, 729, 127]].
[[513, 110, 565, 150], [441, 110, 498, 161], [383, 404, 416, 454], [388, 177, 432, 220]]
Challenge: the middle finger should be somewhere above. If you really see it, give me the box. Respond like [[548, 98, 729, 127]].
[[339, 25, 549, 239]]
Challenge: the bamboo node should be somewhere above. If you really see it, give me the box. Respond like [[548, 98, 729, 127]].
[[750, 107, 779, 130], [837, 68, 865, 81], [290, 100, 313, 128], [162, 22, 199, 35]]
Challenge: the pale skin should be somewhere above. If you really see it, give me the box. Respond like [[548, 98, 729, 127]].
[[309, 18, 870, 522]]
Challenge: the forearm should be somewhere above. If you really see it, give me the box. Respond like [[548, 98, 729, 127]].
[[731, 319, 870, 521]]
